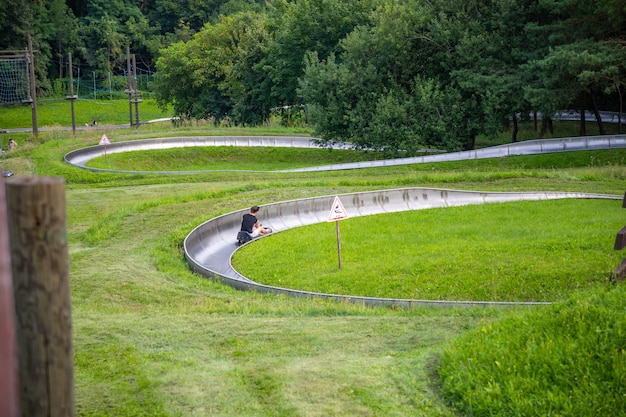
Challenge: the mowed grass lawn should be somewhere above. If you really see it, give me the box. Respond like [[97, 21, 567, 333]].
[[232, 198, 623, 302], [2, 114, 626, 416], [0, 98, 171, 128], [86, 146, 384, 171]]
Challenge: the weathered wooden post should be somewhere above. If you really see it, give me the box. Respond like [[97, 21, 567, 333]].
[[0, 174, 20, 417], [611, 191, 626, 282], [5, 177, 74, 417]]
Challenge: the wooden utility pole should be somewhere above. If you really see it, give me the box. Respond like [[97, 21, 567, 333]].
[[0, 172, 20, 417], [132, 54, 141, 127], [126, 46, 134, 127], [66, 53, 77, 135], [27, 36, 38, 138], [6, 177, 75, 417], [612, 191, 626, 282]]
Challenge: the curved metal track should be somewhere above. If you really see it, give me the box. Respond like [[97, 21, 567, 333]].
[[64, 134, 626, 174], [184, 188, 620, 308], [62, 135, 625, 307], [64, 136, 353, 174]]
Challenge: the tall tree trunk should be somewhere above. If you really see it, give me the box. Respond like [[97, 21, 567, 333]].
[[579, 109, 586, 135], [58, 54, 64, 79], [618, 86, 623, 134], [540, 116, 553, 136], [590, 92, 605, 135], [547, 117, 553, 134], [533, 111, 538, 131], [511, 114, 518, 142]]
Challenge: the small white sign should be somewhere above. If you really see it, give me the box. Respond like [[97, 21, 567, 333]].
[[327, 196, 348, 222], [99, 134, 110, 145]]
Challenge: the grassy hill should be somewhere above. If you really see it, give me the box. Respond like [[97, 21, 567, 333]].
[[1, 107, 625, 416]]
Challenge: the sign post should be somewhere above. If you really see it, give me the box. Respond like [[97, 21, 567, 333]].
[[327, 196, 349, 269], [100, 134, 111, 162], [611, 191, 626, 282]]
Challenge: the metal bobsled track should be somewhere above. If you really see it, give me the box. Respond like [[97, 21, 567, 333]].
[[184, 188, 620, 308], [62, 134, 625, 307]]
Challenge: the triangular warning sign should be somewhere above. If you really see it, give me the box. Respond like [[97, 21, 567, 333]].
[[99, 134, 110, 145], [327, 196, 349, 222]]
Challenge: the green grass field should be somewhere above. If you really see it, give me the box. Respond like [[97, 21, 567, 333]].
[[233, 199, 624, 302], [0, 97, 170, 128], [86, 146, 386, 171], [1, 101, 626, 416]]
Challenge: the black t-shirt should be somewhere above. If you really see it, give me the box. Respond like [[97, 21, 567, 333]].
[[241, 213, 257, 233]]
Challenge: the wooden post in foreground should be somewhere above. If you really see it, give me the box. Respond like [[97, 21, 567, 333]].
[[0, 174, 20, 417], [611, 191, 626, 283], [6, 177, 74, 417]]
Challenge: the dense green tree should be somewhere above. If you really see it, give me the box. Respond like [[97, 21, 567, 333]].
[[141, 0, 223, 36], [155, 0, 375, 126], [218, 0, 267, 18], [521, 0, 626, 134], [141, 0, 265, 37], [263, 0, 376, 108], [154, 12, 270, 125], [302, 0, 626, 151], [1, 0, 625, 145], [300, 51, 380, 145], [525, 40, 626, 135], [79, 13, 127, 72], [0, 0, 34, 49], [77, 0, 161, 72], [44, 0, 81, 79], [0, 0, 69, 94], [300, 0, 475, 151], [441, 0, 535, 142], [220, 12, 273, 125]]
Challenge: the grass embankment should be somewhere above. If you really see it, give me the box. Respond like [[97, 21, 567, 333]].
[[86, 146, 384, 171], [0, 97, 170, 129], [233, 199, 623, 302], [439, 284, 626, 416], [1, 103, 625, 416]]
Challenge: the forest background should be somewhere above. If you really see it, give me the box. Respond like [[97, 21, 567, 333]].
[[1, 0, 625, 152], [2, 1, 626, 415]]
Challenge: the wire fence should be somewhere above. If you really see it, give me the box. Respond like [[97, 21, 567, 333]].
[[50, 67, 156, 101], [0, 56, 30, 104]]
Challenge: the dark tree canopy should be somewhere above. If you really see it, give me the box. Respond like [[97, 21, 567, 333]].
[[1, 0, 625, 148]]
